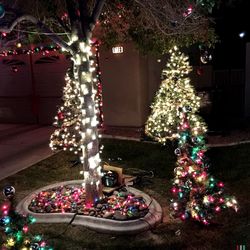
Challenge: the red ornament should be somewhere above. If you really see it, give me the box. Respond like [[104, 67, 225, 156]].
[[58, 112, 64, 120]]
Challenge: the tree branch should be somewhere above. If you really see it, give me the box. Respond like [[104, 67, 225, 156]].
[[65, 0, 79, 30], [133, 0, 210, 37], [0, 14, 73, 53], [56, 17, 72, 34], [90, 0, 105, 31], [79, 0, 90, 39]]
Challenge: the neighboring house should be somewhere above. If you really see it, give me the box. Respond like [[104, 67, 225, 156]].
[[0, 42, 245, 129]]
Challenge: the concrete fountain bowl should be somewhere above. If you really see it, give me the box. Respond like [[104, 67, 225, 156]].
[[16, 180, 163, 235]]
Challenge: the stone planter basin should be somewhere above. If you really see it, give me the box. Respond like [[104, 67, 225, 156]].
[[16, 180, 163, 234]]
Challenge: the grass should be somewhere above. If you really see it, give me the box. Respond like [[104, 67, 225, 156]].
[[0, 138, 249, 250]]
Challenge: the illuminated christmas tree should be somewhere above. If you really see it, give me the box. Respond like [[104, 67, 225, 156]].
[[170, 107, 238, 225], [49, 70, 82, 154], [0, 186, 53, 249], [145, 46, 206, 143]]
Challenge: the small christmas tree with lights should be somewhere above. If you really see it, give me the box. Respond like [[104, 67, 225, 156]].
[[49, 70, 82, 154], [145, 46, 206, 144], [0, 186, 53, 249], [170, 107, 238, 225]]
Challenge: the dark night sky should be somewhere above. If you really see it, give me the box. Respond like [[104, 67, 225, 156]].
[[213, 0, 250, 69]]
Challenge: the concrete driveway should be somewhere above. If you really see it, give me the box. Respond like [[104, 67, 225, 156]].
[[0, 124, 55, 180]]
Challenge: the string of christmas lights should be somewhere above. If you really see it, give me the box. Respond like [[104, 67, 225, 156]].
[[0, 44, 61, 56], [93, 41, 104, 128], [170, 107, 238, 225], [28, 185, 148, 220], [145, 46, 207, 143]]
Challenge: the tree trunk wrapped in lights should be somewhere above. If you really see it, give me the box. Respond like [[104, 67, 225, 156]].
[[145, 46, 207, 144], [48, 0, 105, 204], [73, 41, 103, 204], [50, 40, 103, 204], [50, 43, 104, 155], [170, 107, 238, 225]]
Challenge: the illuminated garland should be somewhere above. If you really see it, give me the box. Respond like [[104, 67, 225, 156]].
[[145, 46, 207, 143], [0, 44, 60, 56], [170, 107, 238, 225]]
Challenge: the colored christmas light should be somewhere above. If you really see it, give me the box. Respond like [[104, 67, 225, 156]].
[[183, 6, 193, 17], [145, 46, 206, 144], [0, 44, 61, 57], [170, 107, 238, 225]]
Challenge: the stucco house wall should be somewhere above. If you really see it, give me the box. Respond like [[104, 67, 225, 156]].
[[100, 43, 213, 128], [0, 44, 213, 127]]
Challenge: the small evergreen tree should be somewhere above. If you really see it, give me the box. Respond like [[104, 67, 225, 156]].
[[170, 108, 238, 225], [49, 70, 82, 154], [145, 46, 206, 143], [0, 186, 53, 249]]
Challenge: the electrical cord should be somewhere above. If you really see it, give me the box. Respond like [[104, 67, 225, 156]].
[[44, 195, 156, 240], [45, 212, 78, 240], [126, 168, 154, 178], [138, 197, 156, 230], [70, 158, 81, 168], [125, 168, 154, 187]]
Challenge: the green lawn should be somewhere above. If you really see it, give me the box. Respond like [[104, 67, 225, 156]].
[[0, 139, 249, 250]]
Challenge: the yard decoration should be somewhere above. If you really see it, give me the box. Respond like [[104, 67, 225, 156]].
[[170, 107, 238, 225], [145, 46, 206, 143], [0, 186, 53, 250]]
